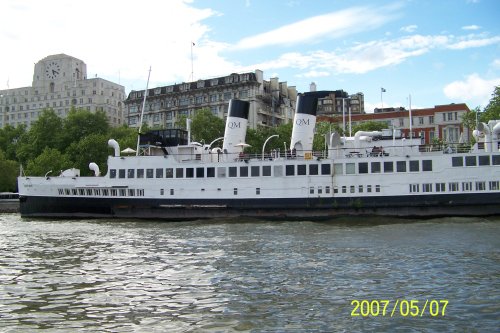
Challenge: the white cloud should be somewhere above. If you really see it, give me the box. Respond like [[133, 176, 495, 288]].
[[462, 25, 481, 30], [400, 25, 418, 33], [447, 36, 500, 50], [234, 5, 399, 50], [492, 59, 500, 69], [296, 70, 330, 78], [443, 73, 500, 107], [0, 0, 225, 92]]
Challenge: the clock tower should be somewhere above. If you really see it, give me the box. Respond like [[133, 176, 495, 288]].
[[32, 54, 87, 91]]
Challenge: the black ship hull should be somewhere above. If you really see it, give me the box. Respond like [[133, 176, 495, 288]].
[[19, 193, 500, 220]]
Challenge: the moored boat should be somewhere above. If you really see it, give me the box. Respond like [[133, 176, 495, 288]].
[[17, 92, 500, 220]]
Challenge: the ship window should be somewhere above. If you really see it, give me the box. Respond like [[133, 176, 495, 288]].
[[325, 186, 330, 194], [110, 169, 116, 178], [367, 185, 372, 193], [186, 168, 194, 178], [310, 187, 314, 194], [318, 186, 323, 194], [409, 160, 419, 172], [79, 189, 85, 195], [493, 155, 500, 165], [103, 189, 109, 196], [333, 186, 338, 193], [86, 189, 93, 195], [397, 161, 406, 172], [129, 189, 135, 196], [321, 164, 331, 175], [176, 168, 183, 178], [256, 188, 260, 195], [119, 189, 126, 196], [452, 156, 463, 167], [489, 181, 499, 190], [449, 182, 459, 191], [475, 181, 486, 191], [371, 162, 381, 173], [359, 185, 363, 193], [297, 164, 306, 175], [286, 165, 295, 176], [65, 189, 70, 195], [94, 189, 100, 196], [333, 163, 342, 175], [309, 164, 319, 175], [375, 185, 381, 192], [229, 167, 237, 177], [274, 165, 283, 177], [435, 183, 446, 192], [423, 183, 432, 192], [166, 168, 173, 178], [409, 184, 419, 193], [111, 189, 117, 196], [478, 155, 490, 166], [350, 186, 355, 193], [170, 189, 174, 195], [422, 160, 432, 171], [251, 166, 259, 177], [196, 167, 204, 178], [155, 168, 163, 178], [240, 166, 248, 177], [346, 163, 355, 174], [263, 166, 271, 176], [137, 169, 144, 178], [234, 188, 238, 195], [119, 169, 125, 178], [160, 189, 164, 195], [342, 186, 347, 193], [465, 156, 476, 166], [462, 182, 472, 191], [128, 169, 135, 178], [146, 169, 154, 178], [207, 167, 215, 178], [384, 161, 393, 173], [217, 167, 226, 178], [358, 162, 368, 174]]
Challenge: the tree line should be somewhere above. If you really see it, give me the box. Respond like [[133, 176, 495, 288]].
[[1, 86, 498, 192]]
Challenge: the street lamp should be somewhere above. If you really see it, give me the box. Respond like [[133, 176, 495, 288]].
[[262, 134, 279, 160]]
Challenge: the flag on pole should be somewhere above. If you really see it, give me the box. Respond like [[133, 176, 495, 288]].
[[381, 87, 386, 92]]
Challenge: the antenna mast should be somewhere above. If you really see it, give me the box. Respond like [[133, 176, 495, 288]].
[[136, 66, 151, 156]]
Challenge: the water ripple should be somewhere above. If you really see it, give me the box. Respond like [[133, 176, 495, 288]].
[[0, 214, 498, 332]]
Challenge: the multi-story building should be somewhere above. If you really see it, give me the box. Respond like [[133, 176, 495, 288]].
[[0, 54, 125, 128], [124, 70, 297, 130], [310, 83, 365, 117], [318, 103, 471, 144]]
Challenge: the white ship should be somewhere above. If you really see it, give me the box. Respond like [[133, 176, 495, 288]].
[[18, 92, 500, 220]]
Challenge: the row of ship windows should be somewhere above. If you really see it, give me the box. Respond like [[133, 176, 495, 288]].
[[57, 188, 145, 197], [409, 180, 499, 193], [108, 159, 444, 180], [452, 155, 500, 167]]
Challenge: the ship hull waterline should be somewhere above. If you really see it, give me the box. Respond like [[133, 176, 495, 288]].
[[18, 193, 500, 220]]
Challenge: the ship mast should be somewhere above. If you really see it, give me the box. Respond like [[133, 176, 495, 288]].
[[136, 66, 151, 156]]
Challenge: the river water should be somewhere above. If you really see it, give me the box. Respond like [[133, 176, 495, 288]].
[[0, 214, 498, 332]]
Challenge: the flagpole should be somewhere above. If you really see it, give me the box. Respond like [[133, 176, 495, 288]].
[[190, 42, 194, 81]]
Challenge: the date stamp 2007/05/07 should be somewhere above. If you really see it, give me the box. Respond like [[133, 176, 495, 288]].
[[351, 300, 448, 317]]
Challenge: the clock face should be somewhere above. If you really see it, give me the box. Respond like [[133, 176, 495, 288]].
[[45, 61, 61, 79]]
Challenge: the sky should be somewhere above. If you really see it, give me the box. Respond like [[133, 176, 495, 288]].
[[1, 0, 499, 112]]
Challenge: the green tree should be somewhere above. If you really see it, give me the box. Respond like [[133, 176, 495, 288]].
[[62, 108, 109, 147], [16, 109, 63, 165], [25, 148, 73, 177], [108, 125, 138, 152], [66, 133, 110, 176], [190, 109, 225, 144], [0, 124, 26, 161], [480, 86, 500, 122], [0, 150, 19, 192], [352, 121, 387, 133]]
